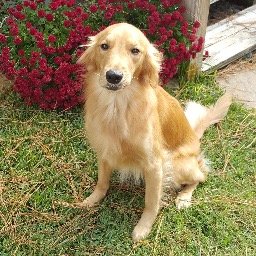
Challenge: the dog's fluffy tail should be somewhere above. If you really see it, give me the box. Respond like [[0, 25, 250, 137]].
[[185, 93, 232, 139]]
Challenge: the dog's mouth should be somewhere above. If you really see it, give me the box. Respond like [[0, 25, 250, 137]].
[[105, 82, 126, 91], [106, 83, 121, 91]]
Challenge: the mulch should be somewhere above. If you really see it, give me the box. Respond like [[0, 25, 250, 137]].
[[0, 74, 12, 97]]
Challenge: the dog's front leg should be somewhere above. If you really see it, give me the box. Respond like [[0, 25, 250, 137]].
[[77, 160, 112, 208], [132, 163, 163, 242]]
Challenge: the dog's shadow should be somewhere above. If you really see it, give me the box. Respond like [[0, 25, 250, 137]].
[[66, 181, 146, 243]]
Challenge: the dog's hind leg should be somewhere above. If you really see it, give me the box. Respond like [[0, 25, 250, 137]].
[[172, 155, 207, 210], [76, 160, 112, 208]]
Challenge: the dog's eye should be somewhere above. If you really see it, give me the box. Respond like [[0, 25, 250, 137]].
[[131, 48, 140, 55], [101, 43, 109, 50]]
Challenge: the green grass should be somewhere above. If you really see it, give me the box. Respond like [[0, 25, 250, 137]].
[[0, 75, 255, 256]]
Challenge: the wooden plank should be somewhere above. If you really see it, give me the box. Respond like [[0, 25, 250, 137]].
[[202, 5, 256, 71], [205, 5, 256, 47], [210, 0, 220, 4], [181, 0, 210, 78], [202, 31, 256, 71]]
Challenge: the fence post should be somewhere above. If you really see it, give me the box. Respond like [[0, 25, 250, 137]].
[[180, 0, 210, 79]]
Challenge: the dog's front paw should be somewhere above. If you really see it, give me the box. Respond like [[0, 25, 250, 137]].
[[175, 197, 192, 210], [75, 188, 108, 208], [132, 224, 151, 242], [74, 195, 98, 208]]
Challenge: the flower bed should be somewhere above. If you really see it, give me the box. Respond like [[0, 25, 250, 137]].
[[0, 0, 203, 110]]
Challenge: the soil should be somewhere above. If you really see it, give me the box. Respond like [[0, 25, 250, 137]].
[[208, 0, 252, 25]]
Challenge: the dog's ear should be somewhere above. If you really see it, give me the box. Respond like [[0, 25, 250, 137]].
[[139, 44, 163, 87], [76, 36, 97, 71]]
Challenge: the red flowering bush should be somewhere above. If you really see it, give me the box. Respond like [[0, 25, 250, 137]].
[[0, 0, 203, 110]]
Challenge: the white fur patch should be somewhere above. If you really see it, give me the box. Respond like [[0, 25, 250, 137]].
[[198, 153, 211, 174], [119, 168, 144, 185], [184, 102, 208, 129]]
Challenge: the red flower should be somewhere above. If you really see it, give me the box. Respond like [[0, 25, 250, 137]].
[[17, 13, 26, 20], [37, 41, 46, 49], [45, 13, 54, 22], [81, 13, 89, 21], [46, 46, 56, 54], [99, 3, 106, 10], [23, 1, 30, 7], [181, 24, 188, 36], [89, 5, 98, 13], [0, 33, 7, 43], [42, 74, 52, 83], [38, 9, 46, 18], [26, 21, 32, 28], [29, 27, 37, 36], [48, 35, 56, 43], [193, 20, 200, 29], [170, 38, 177, 46], [127, 2, 135, 9], [50, 2, 59, 11], [29, 2, 37, 10], [54, 56, 62, 65], [198, 36, 204, 45], [179, 6, 186, 14], [63, 10, 76, 19], [16, 4, 23, 11], [8, 7, 15, 15], [20, 58, 27, 65], [189, 34, 196, 42], [18, 67, 28, 76], [64, 20, 72, 28], [6, 18, 15, 25], [14, 36, 22, 45], [105, 9, 114, 20], [10, 26, 19, 36], [75, 7, 83, 14], [172, 11, 182, 21], [39, 58, 47, 68], [31, 51, 40, 59], [34, 31, 43, 41], [7, 67, 16, 77], [18, 49, 25, 56], [67, 0, 75, 7]]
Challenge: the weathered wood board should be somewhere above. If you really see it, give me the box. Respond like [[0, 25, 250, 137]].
[[202, 4, 256, 71], [210, 0, 220, 4]]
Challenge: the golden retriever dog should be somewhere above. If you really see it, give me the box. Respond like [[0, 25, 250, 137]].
[[77, 23, 231, 242]]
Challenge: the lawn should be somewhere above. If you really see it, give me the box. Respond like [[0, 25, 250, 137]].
[[0, 75, 255, 255]]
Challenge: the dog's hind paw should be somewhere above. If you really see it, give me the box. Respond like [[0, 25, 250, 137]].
[[175, 197, 192, 210]]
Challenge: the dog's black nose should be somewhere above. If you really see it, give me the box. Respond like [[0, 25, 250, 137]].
[[106, 70, 123, 84]]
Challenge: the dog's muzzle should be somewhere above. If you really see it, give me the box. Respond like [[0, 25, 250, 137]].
[[105, 70, 123, 91]]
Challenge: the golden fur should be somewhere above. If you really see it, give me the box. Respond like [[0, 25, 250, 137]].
[[77, 23, 231, 242]]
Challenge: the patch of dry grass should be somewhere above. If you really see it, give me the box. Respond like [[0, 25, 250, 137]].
[[218, 51, 256, 78]]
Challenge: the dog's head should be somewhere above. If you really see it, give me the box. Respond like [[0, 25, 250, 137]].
[[77, 23, 162, 91]]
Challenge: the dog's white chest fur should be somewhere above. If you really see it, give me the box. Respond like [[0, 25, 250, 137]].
[[85, 86, 158, 170]]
